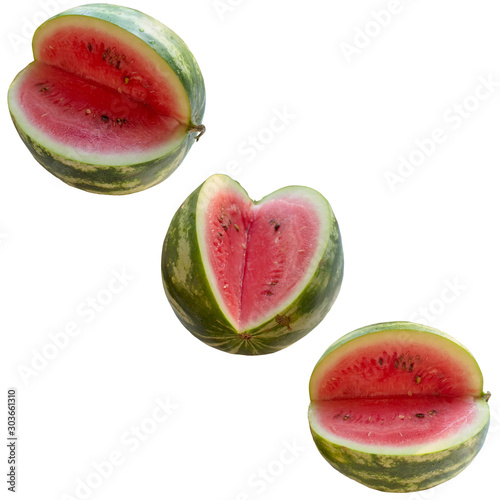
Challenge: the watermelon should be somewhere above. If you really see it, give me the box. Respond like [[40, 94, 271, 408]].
[[308, 321, 491, 492], [7, 3, 205, 195], [161, 174, 343, 355]]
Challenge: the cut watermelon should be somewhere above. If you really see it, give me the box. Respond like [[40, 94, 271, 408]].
[[162, 174, 343, 355], [308, 322, 490, 492], [8, 4, 205, 194]]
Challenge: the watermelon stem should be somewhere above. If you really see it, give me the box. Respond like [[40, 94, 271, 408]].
[[191, 124, 206, 142]]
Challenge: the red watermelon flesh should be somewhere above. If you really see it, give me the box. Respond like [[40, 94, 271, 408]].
[[313, 337, 481, 400], [202, 185, 324, 331], [312, 396, 484, 450], [10, 18, 190, 163], [309, 325, 488, 453], [15, 62, 184, 156]]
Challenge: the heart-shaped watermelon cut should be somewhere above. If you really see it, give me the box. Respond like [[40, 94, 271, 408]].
[[162, 174, 343, 355]]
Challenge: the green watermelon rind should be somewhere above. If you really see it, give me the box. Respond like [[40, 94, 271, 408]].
[[161, 174, 344, 356], [309, 413, 489, 493], [11, 115, 194, 195], [8, 3, 205, 195]]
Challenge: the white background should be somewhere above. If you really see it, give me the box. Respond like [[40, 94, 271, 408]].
[[1, 1, 499, 499]]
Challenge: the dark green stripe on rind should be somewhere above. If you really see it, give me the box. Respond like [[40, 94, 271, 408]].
[[161, 182, 237, 345], [161, 176, 343, 355], [309, 413, 489, 492], [46, 3, 206, 125], [12, 116, 196, 195]]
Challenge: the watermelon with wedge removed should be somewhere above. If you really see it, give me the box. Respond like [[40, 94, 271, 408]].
[[308, 321, 491, 492], [161, 174, 343, 355], [8, 3, 205, 195]]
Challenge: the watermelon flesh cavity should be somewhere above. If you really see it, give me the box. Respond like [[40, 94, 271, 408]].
[[308, 322, 490, 491], [310, 326, 483, 400], [10, 16, 189, 165], [201, 185, 323, 331]]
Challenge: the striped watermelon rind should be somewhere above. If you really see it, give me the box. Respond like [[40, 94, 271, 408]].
[[308, 321, 491, 492], [161, 174, 344, 355], [309, 414, 489, 493], [11, 117, 197, 195], [8, 3, 205, 195]]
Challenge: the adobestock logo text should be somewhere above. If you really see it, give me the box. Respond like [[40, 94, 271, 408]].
[[17, 268, 133, 385], [384, 74, 499, 191], [8, 0, 73, 53]]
